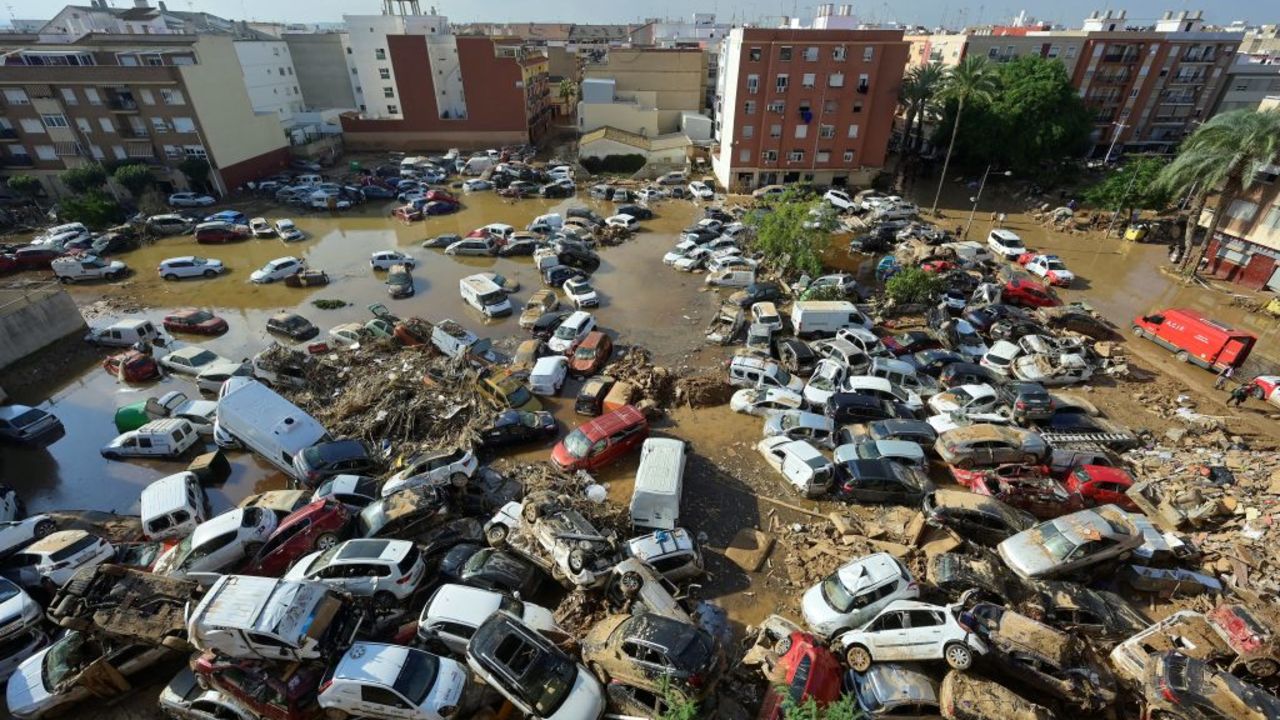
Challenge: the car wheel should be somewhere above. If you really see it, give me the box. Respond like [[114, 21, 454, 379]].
[[485, 523, 509, 548], [955, 458, 973, 470], [846, 645, 872, 672], [568, 548, 587, 574], [449, 472, 468, 489], [323, 710, 348, 720], [59, 276, 72, 284], [943, 642, 974, 670], [1023, 454, 1039, 464], [33, 519, 56, 538], [243, 541, 263, 558], [1130, 325, 1145, 338], [1246, 658, 1279, 678], [314, 533, 339, 551], [101, 451, 120, 460], [203, 270, 216, 278], [164, 273, 179, 281], [522, 502, 542, 523], [774, 635, 794, 655], [1175, 350, 1190, 363], [373, 591, 398, 610]]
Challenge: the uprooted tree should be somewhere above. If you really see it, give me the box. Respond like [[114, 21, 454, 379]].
[[743, 188, 831, 278]]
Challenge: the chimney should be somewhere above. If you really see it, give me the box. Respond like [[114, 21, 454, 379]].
[[158, 1, 167, 11], [839, 4, 852, 16]]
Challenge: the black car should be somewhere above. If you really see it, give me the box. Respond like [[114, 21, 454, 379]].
[[499, 237, 540, 256], [293, 439, 378, 486], [557, 246, 600, 273], [477, 410, 558, 450], [922, 489, 1035, 546], [681, 227, 719, 244], [963, 304, 1027, 334], [386, 265, 414, 298], [423, 233, 461, 249], [824, 394, 913, 425], [834, 458, 935, 505], [907, 349, 967, 377], [415, 518, 484, 561], [996, 381, 1055, 424], [728, 282, 783, 308], [357, 486, 450, 539], [849, 235, 893, 254], [938, 362, 1001, 389], [843, 419, 938, 446], [542, 265, 585, 288], [775, 338, 818, 376], [359, 185, 397, 200], [540, 183, 572, 198], [575, 376, 615, 416], [265, 312, 319, 341], [439, 543, 543, 597], [469, 612, 587, 713], [882, 331, 941, 356], [615, 204, 653, 220], [702, 207, 733, 223], [530, 310, 573, 340], [1041, 409, 1111, 434], [988, 319, 1046, 343]]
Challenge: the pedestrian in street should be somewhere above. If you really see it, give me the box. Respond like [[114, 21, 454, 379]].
[[997, 212, 1008, 227], [1227, 385, 1250, 407], [1214, 365, 1234, 390]]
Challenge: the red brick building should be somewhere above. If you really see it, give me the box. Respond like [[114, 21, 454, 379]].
[[711, 27, 908, 191]]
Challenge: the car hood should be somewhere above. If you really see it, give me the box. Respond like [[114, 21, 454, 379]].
[[998, 534, 1056, 578], [6, 649, 51, 715], [0, 589, 40, 629], [425, 656, 468, 713], [801, 583, 843, 635], [547, 667, 605, 720]]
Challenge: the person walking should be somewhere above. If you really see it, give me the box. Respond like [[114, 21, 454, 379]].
[[1214, 365, 1234, 390], [1227, 384, 1250, 407]]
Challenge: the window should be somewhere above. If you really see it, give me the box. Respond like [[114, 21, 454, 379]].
[[1047, 45, 1060, 59], [375, 48, 386, 60], [857, 73, 870, 92], [76, 118, 91, 133], [172, 117, 195, 133], [819, 124, 835, 139], [746, 74, 759, 94], [383, 87, 395, 98], [99, 117, 114, 133], [164, 145, 181, 159], [843, 150, 855, 162], [833, 46, 847, 61], [379, 68, 390, 79], [19, 118, 45, 134], [40, 114, 68, 129], [795, 124, 808, 139], [863, 47, 874, 62], [3, 88, 29, 105], [775, 74, 789, 92], [739, 149, 751, 162], [802, 73, 816, 88], [1066, 45, 1077, 59], [183, 145, 207, 159], [150, 117, 169, 133], [89, 145, 104, 160], [804, 46, 819, 62], [817, 150, 831, 162], [387, 104, 399, 114], [847, 124, 859, 138], [34, 145, 57, 160], [853, 101, 863, 113], [139, 89, 154, 105], [1262, 205, 1280, 229], [744, 100, 756, 114], [1225, 199, 1259, 222], [767, 100, 785, 113], [769, 123, 782, 138], [829, 72, 845, 88], [60, 88, 78, 105], [749, 47, 762, 61], [762, 150, 778, 162], [741, 125, 754, 138], [160, 88, 185, 105], [823, 100, 838, 114], [779, 46, 792, 61], [788, 149, 805, 162], [84, 88, 101, 105]]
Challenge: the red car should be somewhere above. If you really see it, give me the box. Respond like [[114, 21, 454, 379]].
[[1002, 279, 1061, 309], [952, 463, 1082, 519], [244, 499, 351, 576], [569, 331, 613, 376], [881, 331, 942, 356], [102, 350, 160, 383], [920, 260, 956, 274], [195, 224, 249, 244], [1064, 464, 1137, 511], [163, 308, 228, 336], [1016, 250, 1040, 265], [392, 205, 423, 222], [12, 245, 62, 270], [424, 189, 457, 204], [757, 633, 842, 720], [192, 652, 324, 720], [551, 404, 648, 472]]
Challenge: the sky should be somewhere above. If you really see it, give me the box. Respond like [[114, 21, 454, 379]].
[[3, 0, 1266, 29]]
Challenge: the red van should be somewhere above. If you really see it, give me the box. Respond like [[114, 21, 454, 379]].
[[1131, 308, 1255, 370], [551, 404, 648, 472]]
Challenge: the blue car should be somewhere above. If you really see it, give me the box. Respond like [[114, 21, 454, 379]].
[[203, 210, 246, 225], [359, 185, 396, 200]]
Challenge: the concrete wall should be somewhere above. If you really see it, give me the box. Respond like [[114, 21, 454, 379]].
[[0, 284, 86, 370], [234, 39, 303, 117], [578, 101, 663, 135], [284, 33, 357, 109]]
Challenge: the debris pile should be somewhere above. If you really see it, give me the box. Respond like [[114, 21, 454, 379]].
[[602, 346, 731, 410]]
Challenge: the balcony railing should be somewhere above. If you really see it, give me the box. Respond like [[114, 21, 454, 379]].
[[1101, 52, 1141, 63]]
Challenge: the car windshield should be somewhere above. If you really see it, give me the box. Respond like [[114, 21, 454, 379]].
[[780, 414, 803, 430], [186, 350, 218, 366], [506, 385, 533, 407], [478, 290, 505, 305], [1046, 259, 1067, 271], [0, 580, 19, 603], [820, 573, 857, 613], [308, 543, 343, 574], [553, 324, 578, 340], [1040, 524, 1078, 562], [10, 409, 44, 427], [856, 444, 882, 460], [562, 429, 591, 459], [393, 650, 439, 706], [186, 310, 213, 323], [526, 652, 576, 716], [357, 503, 388, 537], [574, 347, 596, 361], [43, 631, 92, 689]]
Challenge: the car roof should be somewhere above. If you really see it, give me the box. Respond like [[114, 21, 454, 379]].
[[192, 509, 248, 546], [425, 583, 503, 626], [837, 552, 906, 590], [1050, 505, 1137, 543], [332, 538, 412, 564], [26, 529, 92, 554], [578, 405, 644, 439], [941, 424, 1019, 443], [335, 642, 413, 684]]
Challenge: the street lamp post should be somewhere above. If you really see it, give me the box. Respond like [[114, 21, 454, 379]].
[[1102, 122, 1129, 165], [963, 164, 1011, 239]]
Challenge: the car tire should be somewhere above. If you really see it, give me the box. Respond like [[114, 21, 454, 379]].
[[1246, 658, 1279, 678], [33, 518, 56, 539], [522, 503, 542, 523], [449, 472, 468, 489], [1023, 454, 1039, 464], [323, 710, 348, 720], [59, 276, 72, 284], [314, 533, 339, 551], [1175, 350, 1190, 363], [846, 645, 872, 672], [774, 635, 793, 655], [243, 541, 263, 558], [373, 591, 398, 610], [943, 642, 974, 670], [164, 273, 179, 281], [101, 451, 120, 461], [485, 523, 509, 548], [203, 270, 216, 278], [1130, 325, 1144, 338]]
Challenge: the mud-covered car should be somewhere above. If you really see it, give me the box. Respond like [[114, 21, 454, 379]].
[[5, 631, 173, 719], [998, 504, 1143, 579], [1109, 611, 1233, 686], [356, 486, 450, 539], [1141, 652, 1280, 720], [46, 563, 198, 650], [485, 497, 622, 589], [191, 652, 325, 720], [1208, 603, 1280, 679], [939, 670, 1055, 720], [922, 489, 1037, 546], [951, 463, 1083, 520], [581, 612, 723, 702]]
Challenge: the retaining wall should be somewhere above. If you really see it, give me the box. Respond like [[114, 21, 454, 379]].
[[0, 284, 87, 370]]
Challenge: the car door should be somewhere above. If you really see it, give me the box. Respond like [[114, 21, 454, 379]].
[[865, 610, 911, 660], [904, 609, 947, 659]]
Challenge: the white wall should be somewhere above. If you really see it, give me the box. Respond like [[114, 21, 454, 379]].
[[234, 40, 303, 118], [344, 13, 450, 120], [712, 30, 742, 190]]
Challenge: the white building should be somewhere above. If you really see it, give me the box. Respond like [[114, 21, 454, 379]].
[[342, 12, 454, 120], [233, 40, 304, 117]]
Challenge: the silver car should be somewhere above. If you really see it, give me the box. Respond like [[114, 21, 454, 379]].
[[997, 505, 1143, 579]]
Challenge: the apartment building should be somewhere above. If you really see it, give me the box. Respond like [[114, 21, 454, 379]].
[[283, 33, 357, 110], [712, 27, 908, 191], [908, 29, 1088, 76], [0, 34, 289, 196], [578, 48, 707, 136], [1214, 60, 1280, 115]]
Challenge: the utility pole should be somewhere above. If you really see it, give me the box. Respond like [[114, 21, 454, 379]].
[[1102, 121, 1129, 165]]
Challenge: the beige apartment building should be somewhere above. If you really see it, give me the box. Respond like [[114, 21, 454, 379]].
[[577, 47, 707, 136], [907, 29, 1088, 76]]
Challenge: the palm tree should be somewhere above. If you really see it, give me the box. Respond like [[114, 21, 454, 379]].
[[558, 78, 577, 105], [899, 63, 945, 155], [1156, 109, 1280, 273], [929, 57, 999, 214]]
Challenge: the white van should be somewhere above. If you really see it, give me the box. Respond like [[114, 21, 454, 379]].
[[462, 156, 494, 176], [101, 419, 201, 460], [630, 438, 685, 530], [214, 377, 330, 479], [790, 301, 873, 339], [84, 319, 164, 348], [140, 471, 209, 541], [459, 275, 513, 318]]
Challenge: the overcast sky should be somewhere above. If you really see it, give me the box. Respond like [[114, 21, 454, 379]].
[[4, 0, 1265, 29]]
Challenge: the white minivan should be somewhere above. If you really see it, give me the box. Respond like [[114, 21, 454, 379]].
[[84, 319, 164, 348], [101, 419, 201, 460], [630, 438, 685, 530], [140, 471, 209, 541], [791, 301, 873, 338], [214, 377, 330, 479], [459, 275, 513, 318]]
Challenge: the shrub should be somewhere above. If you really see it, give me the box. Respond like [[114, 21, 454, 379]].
[[581, 154, 646, 174], [60, 164, 108, 194], [884, 267, 943, 304], [58, 190, 125, 230]]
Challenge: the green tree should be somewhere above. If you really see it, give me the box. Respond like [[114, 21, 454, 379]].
[[930, 56, 998, 213], [984, 56, 1092, 171], [781, 694, 861, 719], [743, 189, 830, 278], [179, 156, 212, 191], [1083, 156, 1172, 219], [885, 267, 944, 304], [1156, 108, 1280, 272], [898, 62, 945, 156], [60, 163, 108, 194], [6, 175, 43, 202], [113, 163, 155, 197], [58, 191, 125, 229], [558, 77, 577, 105]]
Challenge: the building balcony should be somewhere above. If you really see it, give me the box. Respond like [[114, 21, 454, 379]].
[[1093, 74, 1131, 85], [1181, 52, 1216, 63], [119, 126, 149, 139], [107, 98, 140, 112], [1168, 75, 1205, 85], [1, 156, 34, 167], [1101, 53, 1141, 64], [0, 128, 18, 140]]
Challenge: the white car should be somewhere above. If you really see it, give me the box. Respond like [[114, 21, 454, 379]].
[[751, 302, 783, 333], [529, 356, 569, 396], [802, 553, 919, 638], [672, 247, 712, 272], [153, 507, 278, 577], [688, 181, 714, 199], [1024, 254, 1075, 286], [144, 391, 218, 436], [562, 277, 598, 308], [662, 240, 699, 265], [158, 256, 224, 280], [168, 192, 216, 207], [159, 670, 253, 720], [1011, 353, 1094, 386], [418, 584, 563, 657], [462, 178, 493, 191], [380, 448, 478, 497], [7, 634, 170, 720], [730, 387, 806, 417], [833, 440, 928, 468], [0, 515, 57, 559], [986, 229, 1026, 260], [763, 410, 838, 449], [837, 600, 987, 671], [158, 346, 234, 376], [275, 219, 305, 241], [286, 538, 426, 604], [843, 375, 923, 412], [757, 437, 835, 497], [823, 189, 856, 211], [193, 362, 251, 394], [250, 256, 303, 283], [310, 193, 352, 210], [707, 255, 758, 273], [312, 475, 381, 510], [547, 310, 595, 353], [0, 530, 114, 590], [980, 340, 1022, 377], [605, 214, 638, 231], [926, 384, 1003, 416], [803, 359, 848, 407], [926, 411, 1013, 435], [248, 218, 274, 238], [319, 643, 470, 720], [370, 250, 416, 271], [948, 319, 989, 361]]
